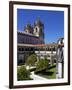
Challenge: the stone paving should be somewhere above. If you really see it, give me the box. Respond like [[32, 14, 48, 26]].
[[30, 72, 48, 80]]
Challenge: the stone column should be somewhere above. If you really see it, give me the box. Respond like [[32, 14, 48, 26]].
[[39, 47, 40, 60], [56, 46, 64, 79], [50, 47, 53, 65], [56, 46, 58, 78]]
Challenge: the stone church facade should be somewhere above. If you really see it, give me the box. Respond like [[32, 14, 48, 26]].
[[17, 18, 44, 45]]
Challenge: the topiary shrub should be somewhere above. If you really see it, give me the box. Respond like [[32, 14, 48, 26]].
[[26, 54, 37, 67], [35, 58, 49, 72], [17, 66, 32, 81]]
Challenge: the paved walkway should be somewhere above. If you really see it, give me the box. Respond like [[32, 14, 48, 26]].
[[30, 72, 48, 80], [26, 66, 48, 80]]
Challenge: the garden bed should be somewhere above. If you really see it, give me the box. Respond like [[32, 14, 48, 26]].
[[35, 64, 56, 79]]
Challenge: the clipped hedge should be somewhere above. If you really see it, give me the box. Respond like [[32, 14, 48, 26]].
[[29, 67, 36, 72]]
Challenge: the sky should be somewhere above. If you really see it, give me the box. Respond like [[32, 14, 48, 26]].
[[17, 9, 64, 44]]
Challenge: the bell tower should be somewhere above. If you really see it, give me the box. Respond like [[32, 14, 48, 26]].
[[33, 18, 44, 44]]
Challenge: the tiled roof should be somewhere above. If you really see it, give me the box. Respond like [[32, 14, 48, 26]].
[[17, 31, 38, 37], [17, 43, 64, 47]]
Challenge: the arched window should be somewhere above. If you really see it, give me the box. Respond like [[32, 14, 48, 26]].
[[35, 27, 38, 32]]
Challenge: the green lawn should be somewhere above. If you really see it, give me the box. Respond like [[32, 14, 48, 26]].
[[36, 64, 56, 79]]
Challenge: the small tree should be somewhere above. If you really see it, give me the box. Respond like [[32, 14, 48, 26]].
[[26, 54, 37, 68], [17, 66, 31, 81]]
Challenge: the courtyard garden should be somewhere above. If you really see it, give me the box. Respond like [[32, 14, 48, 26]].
[[17, 54, 56, 81]]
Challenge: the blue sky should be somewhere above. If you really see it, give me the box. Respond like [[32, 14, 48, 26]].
[[17, 9, 64, 44]]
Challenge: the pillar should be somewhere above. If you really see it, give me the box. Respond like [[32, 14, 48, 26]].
[[56, 46, 64, 79]]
